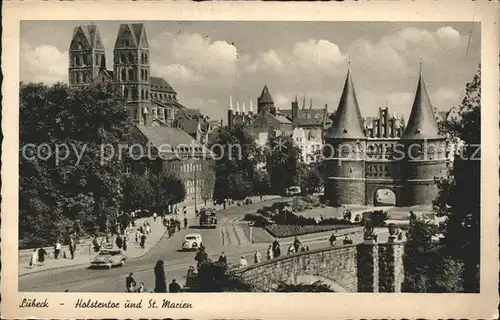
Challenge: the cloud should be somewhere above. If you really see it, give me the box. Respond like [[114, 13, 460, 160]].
[[432, 87, 462, 110], [247, 38, 346, 76], [20, 42, 68, 84], [348, 26, 464, 79], [154, 63, 203, 84]]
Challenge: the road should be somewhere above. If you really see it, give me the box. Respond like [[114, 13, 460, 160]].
[[19, 198, 390, 292], [19, 199, 287, 292]]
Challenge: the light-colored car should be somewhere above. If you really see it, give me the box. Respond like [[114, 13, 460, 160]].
[[90, 249, 126, 269], [182, 234, 203, 251], [285, 186, 301, 196]]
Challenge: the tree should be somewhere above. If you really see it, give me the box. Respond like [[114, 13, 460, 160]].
[[433, 65, 481, 292], [200, 161, 216, 206], [265, 136, 301, 193], [211, 123, 261, 203], [157, 173, 186, 209], [300, 166, 323, 194], [19, 82, 129, 247], [253, 169, 271, 196], [122, 173, 156, 213], [192, 262, 256, 292]]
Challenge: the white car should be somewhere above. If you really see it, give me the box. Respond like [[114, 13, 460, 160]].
[[182, 234, 203, 251], [285, 186, 301, 196]]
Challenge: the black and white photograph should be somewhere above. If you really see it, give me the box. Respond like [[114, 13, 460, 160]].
[[2, 1, 499, 319]]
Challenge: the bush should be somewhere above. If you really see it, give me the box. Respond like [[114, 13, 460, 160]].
[[300, 194, 320, 205], [272, 211, 316, 226], [319, 217, 355, 226], [363, 210, 388, 227], [244, 213, 271, 227], [266, 224, 353, 238]]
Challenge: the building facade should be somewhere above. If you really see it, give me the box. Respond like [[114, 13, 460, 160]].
[[323, 68, 448, 207], [69, 23, 215, 208]]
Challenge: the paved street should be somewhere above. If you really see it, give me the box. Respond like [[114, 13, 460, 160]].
[[18, 198, 283, 292]]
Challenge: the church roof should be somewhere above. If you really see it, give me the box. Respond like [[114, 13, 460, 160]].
[[258, 85, 274, 104], [150, 76, 176, 93], [327, 69, 366, 139], [401, 72, 443, 140]]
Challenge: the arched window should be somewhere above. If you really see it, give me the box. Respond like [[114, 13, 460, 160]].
[[128, 69, 134, 81], [132, 88, 137, 100], [128, 52, 134, 63], [121, 53, 126, 63], [141, 69, 144, 80], [141, 89, 144, 100], [124, 87, 128, 99], [82, 73, 87, 83], [121, 69, 126, 81], [144, 53, 148, 63], [145, 70, 148, 79], [146, 91, 149, 99]]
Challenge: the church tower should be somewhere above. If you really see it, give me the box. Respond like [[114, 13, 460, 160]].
[[324, 68, 367, 205], [400, 70, 447, 205], [113, 23, 151, 125], [68, 24, 106, 86], [257, 85, 276, 115]]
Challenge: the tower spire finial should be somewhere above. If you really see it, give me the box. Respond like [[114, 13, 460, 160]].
[[229, 95, 233, 111]]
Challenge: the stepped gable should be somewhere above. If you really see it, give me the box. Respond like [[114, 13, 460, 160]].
[[258, 85, 274, 104], [401, 72, 443, 140], [327, 69, 366, 139]]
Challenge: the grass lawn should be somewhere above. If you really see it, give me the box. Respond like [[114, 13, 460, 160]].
[[239, 222, 274, 244]]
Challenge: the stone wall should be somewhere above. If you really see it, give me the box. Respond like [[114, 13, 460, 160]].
[[238, 242, 405, 293]]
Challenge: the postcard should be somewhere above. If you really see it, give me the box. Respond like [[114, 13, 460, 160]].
[[2, 1, 499, 319]]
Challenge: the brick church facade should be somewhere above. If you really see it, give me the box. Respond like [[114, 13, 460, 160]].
[[68, 23, 215, 210], [324, 68, 448, 207]]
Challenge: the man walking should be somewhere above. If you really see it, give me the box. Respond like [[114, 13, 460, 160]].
[[69, 237, 76, 260], [169, 279, 181, 293], [54, 240, 61, 259], [329, 233, 337, 246]]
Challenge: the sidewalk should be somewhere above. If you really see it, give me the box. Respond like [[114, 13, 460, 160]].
[[19, 217, 168, 276]]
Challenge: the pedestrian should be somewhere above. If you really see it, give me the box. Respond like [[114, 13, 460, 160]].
[[126, 272, 137, 292], [140, 233, 147, 249], [116, 235, 123, 249], [195, 247, 208, 268], [169, 279, 181, 293], [293, 237, 301, 253], [177, 219, 181, 232], [218, 252, 227, 264], [123, 236, 128, 251], [287, 244, 295, 255], [305, 246, 310, 251], [154, 260, 167, 293], [29, 248, 38, 267], [69, 237, 76, 259], [136, 282, 146, 293], [135, 229, 140, 243], [184, 217, 188, 229], [183, 206, 187, 215], [239, 255, 248, 267], [54, 240, 62, 259], [329, 233, 337, 246], [93, 236, 100, 252], [253, 250, 261, 264], [146, 223, 151, 235], [266, 245, 273, 260], [38, 246, 47, 265], [272, 240, 281, 258], [153, 212, 157, 222]]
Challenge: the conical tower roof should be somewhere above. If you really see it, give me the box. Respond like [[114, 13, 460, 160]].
[[258, 85, 274, 104], [401, 71, 443, 140], [327, 69, 366, 139]]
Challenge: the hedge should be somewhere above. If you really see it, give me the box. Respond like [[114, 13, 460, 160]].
[[265, 224, 354, 238]]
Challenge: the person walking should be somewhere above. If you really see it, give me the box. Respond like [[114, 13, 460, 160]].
[[93, 236, 100, 252], [184, 217, 188, 229], [293, 237, 301, 253], [153, 212, 157, 222], [69, 237, 76, 259], [253, 250, 261, 264], [266, 245, 273, 260], [239, 255, 248, 268], [329, 233, 337, 246], [122, 236, 128, 251], [287, 244, 295, 255], [194, 247, 208, 268], [37, 246, 47, 265], [116, 235, 123, 249], [54, 240, 62, 259], [30, 248, 38, 267], [140, 233, 147, 249], [218, 252, 227, 265], [169, 279, 181, 293], [154, 260, 167, 293], [126, 273, 137, 292], [272, 240, 281, 258], [136, 282, 146, 293]]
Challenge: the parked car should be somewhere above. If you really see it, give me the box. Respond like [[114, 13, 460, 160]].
[[182, 233, 203, 251], [90, 249, 126, 269], [285, 186, 301, 196]]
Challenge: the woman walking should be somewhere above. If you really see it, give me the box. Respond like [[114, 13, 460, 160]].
[[154, 260, 167, 293]]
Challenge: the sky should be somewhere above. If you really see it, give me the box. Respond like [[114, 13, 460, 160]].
[[20, 21, 480, 122]]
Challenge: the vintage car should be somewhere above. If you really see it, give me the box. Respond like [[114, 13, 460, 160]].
[[90, 249, 126, 269], [182, 234, 203, 251], [284, 186, 301, 196]]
